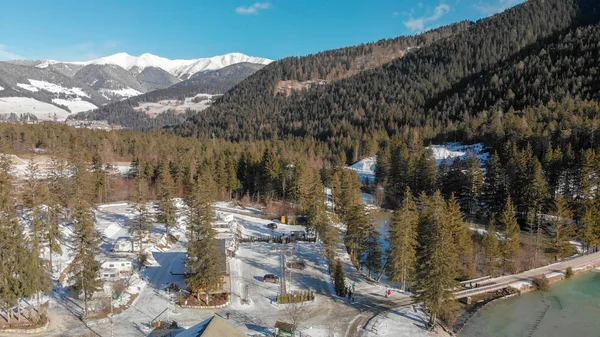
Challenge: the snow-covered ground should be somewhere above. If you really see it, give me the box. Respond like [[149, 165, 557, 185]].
[[17, 79, 89, 97], [99, 87, 143, 99], [134, 94, 218, 117], [348, 143, 489, 186], [52, 98, 97, 113], [0, 97, 71, 120], [426, 143, 489, 165], [28, 200, 423, 337], [348, 157, 376, 183], [361, 305, 433, 337]]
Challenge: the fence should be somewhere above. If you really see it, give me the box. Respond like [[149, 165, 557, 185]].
[[240, 235, 317, 244]]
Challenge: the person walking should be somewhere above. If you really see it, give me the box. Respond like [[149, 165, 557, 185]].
[[387, 289, 392, 298]]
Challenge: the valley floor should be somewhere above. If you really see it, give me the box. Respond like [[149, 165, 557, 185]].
[[0, 201, 435, 337]]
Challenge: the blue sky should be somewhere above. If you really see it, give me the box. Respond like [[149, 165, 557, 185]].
[[0, 0, 524, 61]]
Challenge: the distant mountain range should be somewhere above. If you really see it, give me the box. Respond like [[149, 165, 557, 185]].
[[0, 53, 272, 121]]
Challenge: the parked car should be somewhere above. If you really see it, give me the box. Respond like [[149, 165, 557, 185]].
[[263, 274, 280, 283], [267, 223, 278, 229]]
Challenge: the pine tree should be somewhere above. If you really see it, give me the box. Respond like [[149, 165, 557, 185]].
[[549, 197, 576, 261], [260, 147, 281, 201], [337, 170, 363, 220], [463, 156, 483, 214], [333, 259, 346, 296], [412, 149, 438, 196], [363, 226, 382, 279], [185, 173, 221, 304], [580, 201, 599, 254], [70, 200, 103, 317], [447, 194, 474, 279], [415, 191, 458, 327], [344, 204, 369, 267], [157, 159, 177, 237], [482, 221, 500, 276], [388, 189, 419, 291], [130, 177, 153, 252], [499, 196, 520, 273]]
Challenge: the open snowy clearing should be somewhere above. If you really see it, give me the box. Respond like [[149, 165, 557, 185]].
[[134, 94, 218, 117], [52, 98, 97, 113], [24, 201, 424, 337], [0, 97, 71, 121], [348, 143, 490, 184]]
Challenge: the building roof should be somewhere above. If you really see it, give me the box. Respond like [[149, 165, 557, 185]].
[[175, 315, 246, 337]]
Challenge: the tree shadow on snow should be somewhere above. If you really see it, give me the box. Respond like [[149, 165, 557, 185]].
[[245, 323, 271, 335]]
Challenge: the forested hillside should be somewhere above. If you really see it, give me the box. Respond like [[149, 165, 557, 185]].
[[175, 0, 599, 158], [72, 63, 266, 130]]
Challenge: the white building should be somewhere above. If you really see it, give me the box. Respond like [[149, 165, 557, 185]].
[[112, 236, 141, 252], [100, 257, 134, 281]]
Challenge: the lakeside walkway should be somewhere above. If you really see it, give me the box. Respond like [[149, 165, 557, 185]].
[[455, 251, 600, 299]]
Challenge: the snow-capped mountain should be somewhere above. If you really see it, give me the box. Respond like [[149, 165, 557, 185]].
[[38, 52, 273, 80], [0, 52, 272, 121]]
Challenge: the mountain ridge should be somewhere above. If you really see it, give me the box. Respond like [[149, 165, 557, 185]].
[[20, 52, 273, 80]]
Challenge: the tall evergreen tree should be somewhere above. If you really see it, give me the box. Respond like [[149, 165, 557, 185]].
[[580, 201, 599, 254], [344, 204, 369, 267], [499, 196, 520, 273], [388, 189, 419, 291], [70, 200, 103, 316], [447, 194, 474, 279], [130, 177, 153, 252], [333, 259, 346, 297], [185, 173, 221, 304], [549, 197, 576, 261], [157, 159, 177, 237], [415, 191, 458, 326], [482, 221, 500, 276]]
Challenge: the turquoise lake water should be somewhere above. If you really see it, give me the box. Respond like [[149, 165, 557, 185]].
[[461, 270, 600, 337]]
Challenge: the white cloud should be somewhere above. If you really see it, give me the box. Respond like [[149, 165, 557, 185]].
[[473, 0, 522, 16], [404, 3, 450, 32], [0, 44, 22, 61], [236, 2, 271, 15]]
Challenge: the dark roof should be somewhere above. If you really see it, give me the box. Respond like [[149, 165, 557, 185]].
[[275, 321, 295, 331]]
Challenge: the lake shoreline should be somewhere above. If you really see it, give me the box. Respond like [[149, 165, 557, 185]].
[[457, 261, 600, 336]]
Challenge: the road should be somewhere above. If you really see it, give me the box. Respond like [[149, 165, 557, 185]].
[[455, 251, 600, 299]]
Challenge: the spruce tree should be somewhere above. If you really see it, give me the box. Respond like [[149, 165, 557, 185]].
[[363, 226, 382, 279], [70, 200, 103, 317], [344, 204, 369, 267], [499, 196, 520, 273], [130, 177, 153, 252], [447, 194, 474, 279], [482, 221, 500, 276], [549, 197, 576, 261], [415, 191, 458, 327], [333, 259, 346, 296], [388, 189, 419, 291], [157, 159, 177, 237], [580, 201, 599, 254], [185, 173, 221, 304], [68, 154, 102, 316]]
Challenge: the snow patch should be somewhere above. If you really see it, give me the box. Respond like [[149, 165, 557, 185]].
[[26, 79, 89, 97], [52, 98, 97, 113], [99, 87, 142, 98], [0, 97, 70, 120], [0, 85, 4, 91], [16, 82, 39, 92], [348, 156, 376, 183], [426, 142, 489, 165]]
